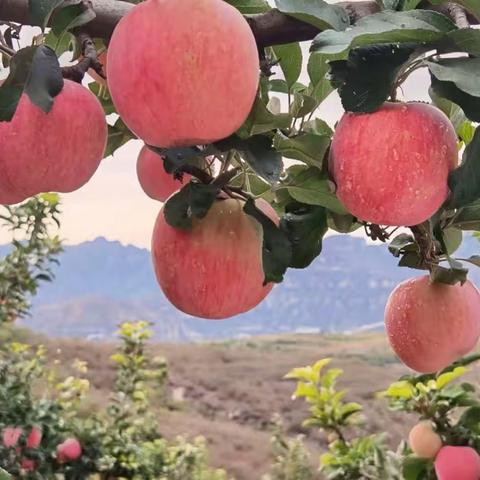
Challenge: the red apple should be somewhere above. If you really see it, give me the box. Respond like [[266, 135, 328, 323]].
[[107, 0, 259, 147], [330, 102, 458, 226], [20, 458, 35, 471], [408, 421, 442, 459], [151, 198, 277, 319], [0, 79, 107, 205], [57, 438, 82, 462], [26, 426, 42, 449], [435, 446, 480, 480], [385, 276, 480, 373], [2, 426, 22, 448], [137, 145, 192, 202]]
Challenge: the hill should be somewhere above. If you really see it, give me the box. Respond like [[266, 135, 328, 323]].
[[15, 233, 480, 341]]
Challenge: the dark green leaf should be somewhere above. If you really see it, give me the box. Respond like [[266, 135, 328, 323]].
[[307, 52, 345, 103], [280, 203, 327, 268], [51, 3, 96, 36], [272, 43, 303, 89], [430, 75, 480, 122], [398, 251, 428, 270], [328, 43, 417, 112], [449, 127, 480, 208], [388, 233, 416, 257], [273, 131, 330, 168], [402, 455, 431, 480], [164, 185, 192, 230], [163, 183, 219, 230], [445, 28, 480, 56], [28, 0, 64, 28], [105, 118, 135, 158], [311, 10, 456, 55], [430, 260, 468, 285], [458, 405, 480, 430], [238, 135, 283, 183], [0, 45, 63, 121], [275, 0, 349, 31], [452, 201, 480, 230], [442, 227, 463, 255], [378, 0, 402, 9], [286, 166, 347, 214], [427, 58, 480, 98], [327, 212, 361, 233], [243, 198, 292, 284]]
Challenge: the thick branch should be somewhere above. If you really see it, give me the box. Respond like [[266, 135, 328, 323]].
[[0, 0, 478, 49]]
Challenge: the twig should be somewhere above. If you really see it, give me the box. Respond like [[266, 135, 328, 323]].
[[0, 43, 14, 57], [61, 31, 105, 83]]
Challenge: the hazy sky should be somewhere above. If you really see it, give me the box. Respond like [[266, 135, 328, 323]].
[[0, 2, 431, 249]]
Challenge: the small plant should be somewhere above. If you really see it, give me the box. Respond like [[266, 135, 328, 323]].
[[0, 321, 228, 479]]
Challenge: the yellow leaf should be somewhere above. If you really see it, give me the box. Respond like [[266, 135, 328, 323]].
[[384, 381, 416, 398], [436, 367, 468, 389]]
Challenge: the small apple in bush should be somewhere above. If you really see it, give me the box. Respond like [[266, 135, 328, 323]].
[[2, 426, 22, 448], [137, 146, 192, 202], [20, 458, 35, 472], [151, 198, 277, 319], [330, 102, 458, 226], [408, 421, 442, 459], [435, 446, 480, 480], [0, 79, 107, 205], [107, 0, 259, 147], [385, 276, 480, 373], [26, 426, 42, 449], [57, 438, 82, 463]]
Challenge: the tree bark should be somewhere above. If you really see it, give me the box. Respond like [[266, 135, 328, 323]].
[[0, 0, 478, 48]]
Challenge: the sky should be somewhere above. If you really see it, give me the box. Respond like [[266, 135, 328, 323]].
[[0, 1, 431, 249]]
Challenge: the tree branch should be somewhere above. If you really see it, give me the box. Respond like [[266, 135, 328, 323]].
[[0, 0, 478, 49], [61, 31, 104, 82]]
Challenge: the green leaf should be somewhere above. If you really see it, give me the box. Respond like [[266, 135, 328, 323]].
[[0, 469, 12, 480], [378, 0, 402, 9], [384, 380, 416, 398], [225, 0, 270, 13], [280, 203, 328, 268], [273, 43, 303, 89], [388, 233, 416, 257], [307, 52, 345, 103], [442, 227, 463, 255], [446, 28, 480, 57], [453, 201, 480, 230], [429, 88, 468, 133], [430, 260, 468, 286], [163, 183, 218, 230], [28, 0, 64, 28], [430, 74, 480, 122], [238, 96, 291, 137], [436, 366, 467, 389], [105, 118, 135, 158], [273, 131, 330, 168], [427, 58, 480, 98], [449, 127, 480, 208], [286, 167, 347, 214], [238, 135, 283, 183], [244, 198, 292, 284], [401, 0, 423, 10], [0, 45, 63, 121], [311, 10, 456, 55], [402, 455, 430, 480], [328, 43, 417, 113], [328, 212, 361, 233], [458, 405, 480, 430], [51, 3, 96, 36], [275, 0, 350, 32]]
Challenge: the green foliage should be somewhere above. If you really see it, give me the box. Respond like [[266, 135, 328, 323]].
[[0, 322, 227, 479], [0, 195, 62, 323]]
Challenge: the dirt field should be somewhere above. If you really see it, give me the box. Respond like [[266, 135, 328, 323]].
[[29, 331, 480, 479]]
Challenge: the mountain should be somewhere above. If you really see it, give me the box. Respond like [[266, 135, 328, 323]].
[[15, 234, 480, 341]]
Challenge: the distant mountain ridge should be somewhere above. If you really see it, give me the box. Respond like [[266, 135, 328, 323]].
[[13, 234, 480, 341]]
